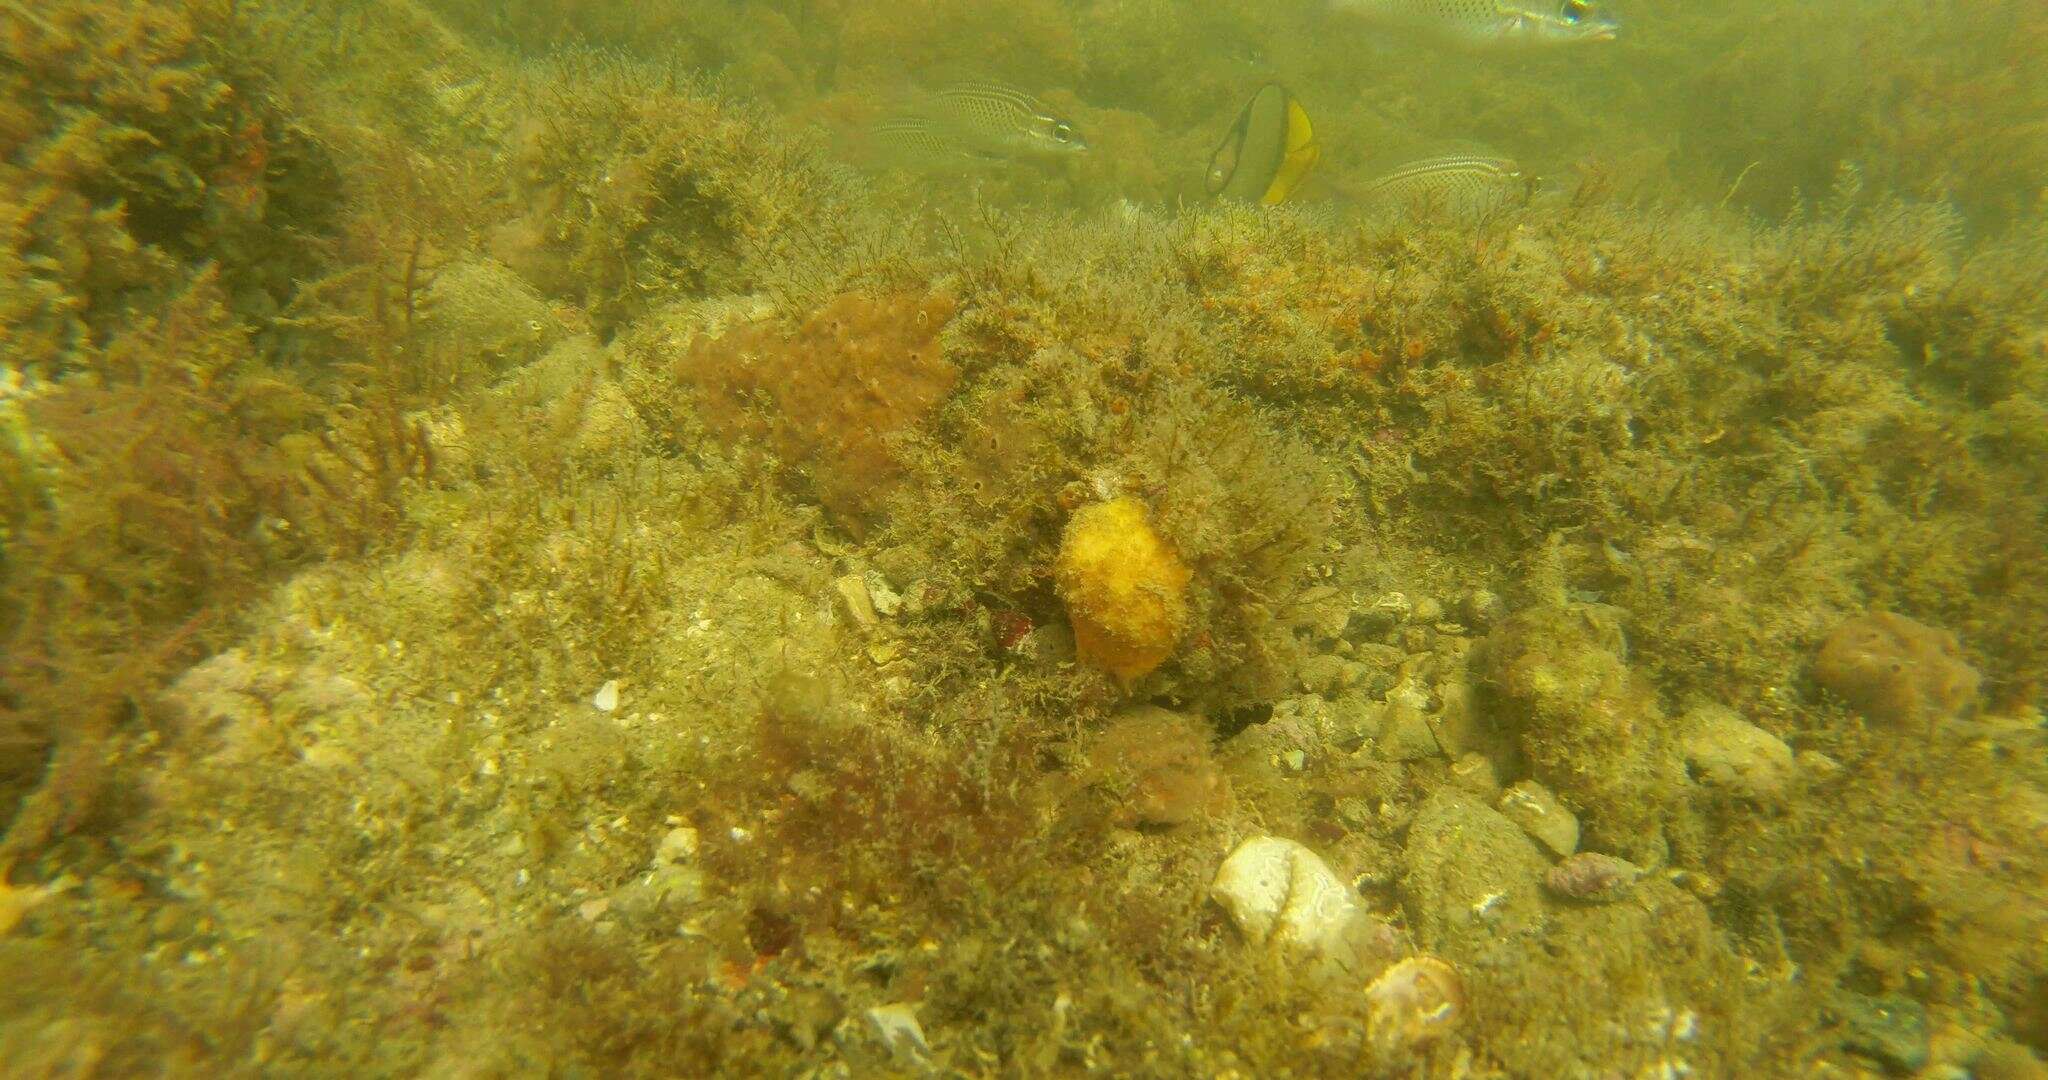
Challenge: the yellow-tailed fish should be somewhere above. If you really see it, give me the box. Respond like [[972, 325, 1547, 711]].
[[1332, 0, 1619, 50], [872, 82, 1087, 165], [1361, 154, 1528, 218], [1207, 83, 1321, 206]]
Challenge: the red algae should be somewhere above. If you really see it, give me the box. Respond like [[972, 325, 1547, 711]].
[[677, 291, 958, 533]]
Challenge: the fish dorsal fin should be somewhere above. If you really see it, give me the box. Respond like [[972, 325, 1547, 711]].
[[928, 81, 1048, 117]]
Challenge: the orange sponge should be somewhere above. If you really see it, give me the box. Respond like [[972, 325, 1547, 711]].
[[1054, 498, 1192, 682]]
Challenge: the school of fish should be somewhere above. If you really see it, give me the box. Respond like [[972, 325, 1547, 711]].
[[863, 0, 1619, 216]]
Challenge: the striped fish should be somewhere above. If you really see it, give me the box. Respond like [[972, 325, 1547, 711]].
[[1361, 154, 1528, 219], [870, 116, 1007, 164], [871, 82, 1088, 165], [1332, 0, 1619, 50]]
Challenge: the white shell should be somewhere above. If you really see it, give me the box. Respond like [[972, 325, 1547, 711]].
[[1211, 835, 1360, 955], [591, 679, 620, 712], [865, 570, 903, 617]]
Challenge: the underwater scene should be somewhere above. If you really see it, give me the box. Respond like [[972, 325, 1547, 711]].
[[2, 0, 2045, 1075]]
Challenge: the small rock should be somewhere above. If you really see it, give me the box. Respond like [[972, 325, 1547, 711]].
[[1461, 589, 1504, 628], [1544, 852, 1639, 903], [833, 573, 879, 627], [1833, 991, 1930, 1074], [898, 579, 938, 615], [1429, 675, 1483, 756], [1681, 706, 1795, 802], [1213, 835, 1353, 948], [1815, 612, 1980, 730], [1448, 752, 1501, 798], [1297, 653, 1354, 696], [1400, 791, 1550, 949], [1497, 780, 1580, 857], [1411, 595, 1445, 623], [1269, 693, 1356, 748], [591, 679, 620, 713], [656, 826, 699, 863], [1291, 585, 1354, 641], [1349, 591, 1412, 637], [1377, 702, 1442, 762], [1796, 750, 1842, 780], [570, 380, 646, 460]]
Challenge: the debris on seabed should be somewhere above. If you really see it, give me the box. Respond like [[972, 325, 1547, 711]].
[[865, 1002, 931, 1062], [0, 860, 76, 936]]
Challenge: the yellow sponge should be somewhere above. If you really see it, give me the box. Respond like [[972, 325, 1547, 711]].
[[1054, 498, 1192, 682]]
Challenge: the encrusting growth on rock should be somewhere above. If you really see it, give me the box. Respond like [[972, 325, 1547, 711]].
[[1814, 612, 1981, 733]]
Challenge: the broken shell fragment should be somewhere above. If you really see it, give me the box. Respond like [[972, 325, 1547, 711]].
[[1211, 835, 1362, 958], [864, 1003, 930, 1063], [1365, 955, 1464, 1056]]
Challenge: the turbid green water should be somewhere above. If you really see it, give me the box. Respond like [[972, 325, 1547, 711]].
[[1, 1, 2044, 1076]]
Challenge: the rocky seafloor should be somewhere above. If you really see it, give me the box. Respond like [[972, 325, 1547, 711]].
[[2, 1, 2045, 1077]]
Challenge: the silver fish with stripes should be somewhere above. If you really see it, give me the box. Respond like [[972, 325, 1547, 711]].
[[871, 82, 1088, 165], [1360, 154, 1529, 219], [1332, 0, 1619, 50]]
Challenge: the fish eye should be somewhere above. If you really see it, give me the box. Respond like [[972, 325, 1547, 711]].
[[1560, 0, 1588, 22], [1051, 121, 1076, 143]]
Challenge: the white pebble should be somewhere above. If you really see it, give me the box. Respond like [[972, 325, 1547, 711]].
[[591, 679, 620, 712]]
